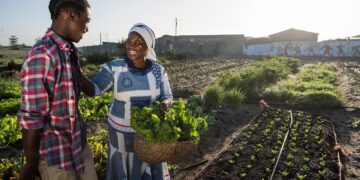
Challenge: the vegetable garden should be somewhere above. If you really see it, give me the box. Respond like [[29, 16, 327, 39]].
[[0, 50, 359, 179], [196, 108, 339, 179]]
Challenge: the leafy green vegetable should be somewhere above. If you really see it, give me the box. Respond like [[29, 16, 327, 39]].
[[131, 99, 208, 144]]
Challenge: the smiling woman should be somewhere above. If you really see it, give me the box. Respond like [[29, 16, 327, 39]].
[[85, 23, 173, 180]]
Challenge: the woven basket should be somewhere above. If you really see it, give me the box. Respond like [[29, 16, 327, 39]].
[[133, 135, 197, 164]]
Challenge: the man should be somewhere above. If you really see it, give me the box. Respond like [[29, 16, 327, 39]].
[[17, 0, 97, 179]]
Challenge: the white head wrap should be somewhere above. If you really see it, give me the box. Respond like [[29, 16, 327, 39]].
[[129, 23, 157, 61]]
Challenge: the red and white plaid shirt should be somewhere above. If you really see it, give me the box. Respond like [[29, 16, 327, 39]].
[[18, 29, 84, 173]]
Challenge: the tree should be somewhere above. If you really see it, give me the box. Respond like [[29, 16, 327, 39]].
[[9, 35, 18, 50]]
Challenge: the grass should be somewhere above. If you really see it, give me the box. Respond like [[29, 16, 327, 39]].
[[0, 50, 27, 65], [263, 63, 344, 107]]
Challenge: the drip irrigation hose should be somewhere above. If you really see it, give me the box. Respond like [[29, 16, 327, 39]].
[[270, 110, 294, 180]]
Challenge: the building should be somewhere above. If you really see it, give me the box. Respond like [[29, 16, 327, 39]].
[[156, 34, 245, 57], [268, 28, 318, 42], [79, 42, 119, 56]]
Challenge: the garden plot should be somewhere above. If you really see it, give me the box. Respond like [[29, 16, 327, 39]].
[[196, 108, 340, 180]]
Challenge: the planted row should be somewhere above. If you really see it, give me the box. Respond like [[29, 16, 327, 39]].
[[197, 109, 338, 179]]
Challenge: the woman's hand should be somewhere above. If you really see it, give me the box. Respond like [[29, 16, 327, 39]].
[[160, 99, 171, 112]]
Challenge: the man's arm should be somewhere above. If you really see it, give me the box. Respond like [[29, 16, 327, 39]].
[[18, 50, 52, 179], [19, 129, 41, 180], [82, 76, 95, 96]]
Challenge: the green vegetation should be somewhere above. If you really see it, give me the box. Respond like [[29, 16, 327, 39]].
[[203, 57, 301, 109], [131, 99, 208, 144], [203, 84, 224, 109], [263, 63, 343, 107], [223, 89, 246, 109], [78, 92, 113, 123], [0, 115, 21, 149], [0, 78, 20, 99], [0, 50, 27, 65], [88, 129, 108, 180]]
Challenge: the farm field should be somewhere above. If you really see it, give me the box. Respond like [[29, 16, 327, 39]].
[[0, 50, 359, 179]]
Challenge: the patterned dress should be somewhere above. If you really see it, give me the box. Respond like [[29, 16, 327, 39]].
[[91, 57, 172, 180]]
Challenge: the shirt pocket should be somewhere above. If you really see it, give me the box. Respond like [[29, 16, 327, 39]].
[[50, 115, 71, 130]]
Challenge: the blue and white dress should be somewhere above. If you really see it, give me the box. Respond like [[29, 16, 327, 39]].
[[91, 57, 172, 180]]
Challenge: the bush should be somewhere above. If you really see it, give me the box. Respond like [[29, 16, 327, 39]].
[[0, 78, 20, 99], [273, 57, 302, 73], [82, 64, 100, 78], [204, 84, 224, 110], [298, 90, 342, 107], [0, 98, 20, 116], [223, 89, 246, 109], [0, 115, 22, 149]]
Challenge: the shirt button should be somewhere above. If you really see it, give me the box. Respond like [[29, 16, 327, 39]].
[[70, 115, 74, 118], [71, 96, 74, 99]]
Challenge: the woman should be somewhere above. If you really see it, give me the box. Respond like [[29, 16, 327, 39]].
[[90, 23, 172, 180]]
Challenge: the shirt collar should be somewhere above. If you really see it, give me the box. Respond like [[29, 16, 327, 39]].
[[46, 28, 78, 53]]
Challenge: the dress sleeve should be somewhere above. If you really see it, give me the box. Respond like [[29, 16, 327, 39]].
[[159, 66, 173, 103], [18, 50, 54, 129], [91, 64, 114, 95]]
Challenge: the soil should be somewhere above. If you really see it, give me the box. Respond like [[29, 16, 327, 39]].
[[1, 59, 359, 180], [170, 61, 360, 180]]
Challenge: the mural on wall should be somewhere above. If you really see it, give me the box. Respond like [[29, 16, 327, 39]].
[[244, 40, 360, 57]]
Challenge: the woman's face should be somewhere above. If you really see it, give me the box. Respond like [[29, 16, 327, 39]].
[[126, 32, 147, 64]]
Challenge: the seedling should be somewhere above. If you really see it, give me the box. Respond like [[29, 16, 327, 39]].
[[287, 154, 294, 159], [228, 159, 235, 165], [265, 168, 271, 173], [240, 172, 247, 177], [319, 160, 326, 167], [281, 171, 289, 177], [297, 173, 306, 180], [246, 164, 252, 169], [234, 152, 240, 157], [286, 161, 294, 167], [303, 157, 310, 162], [319, 169, 327, 176], [250, 155, 256, 161], [222, 170, 228, 175], [301, 164, 310, 172]]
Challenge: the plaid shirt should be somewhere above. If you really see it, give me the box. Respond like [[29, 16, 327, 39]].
[[18, 29, 84, 173]]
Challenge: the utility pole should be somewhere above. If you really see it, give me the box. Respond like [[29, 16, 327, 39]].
[[175, 18, 178, 37], [100, 33, 102, 45]]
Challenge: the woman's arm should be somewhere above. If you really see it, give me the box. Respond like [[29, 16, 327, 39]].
[[86, 64, 114, 96], [159, 66, 173, 111]]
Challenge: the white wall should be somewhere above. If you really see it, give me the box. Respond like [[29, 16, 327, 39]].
[[244, 40, 360, 57]]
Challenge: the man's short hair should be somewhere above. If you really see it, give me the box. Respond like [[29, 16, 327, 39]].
[[49, 0, 90, 20]]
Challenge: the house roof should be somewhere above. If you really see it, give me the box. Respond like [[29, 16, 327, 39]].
[[269, 28, 318, 37]]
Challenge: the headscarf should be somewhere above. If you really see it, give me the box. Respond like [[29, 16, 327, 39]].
[[129, 23, 157, 61]]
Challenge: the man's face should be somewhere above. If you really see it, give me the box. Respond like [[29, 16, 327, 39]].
[[67, 8, 90, 43]]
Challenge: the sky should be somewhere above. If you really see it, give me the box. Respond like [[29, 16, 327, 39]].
[[0, 0, 359, 47]]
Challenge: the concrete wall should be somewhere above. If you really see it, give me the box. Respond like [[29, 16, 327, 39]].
[[156, 35, 245, 57], [244, 40, 360, 57], [79, 42, 119, 56]]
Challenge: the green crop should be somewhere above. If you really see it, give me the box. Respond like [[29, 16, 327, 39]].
[[131, 99, 208, 144]]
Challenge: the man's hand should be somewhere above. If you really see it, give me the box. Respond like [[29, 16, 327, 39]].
[[19, 129, 41, 180], [160, 99, 171, 112]]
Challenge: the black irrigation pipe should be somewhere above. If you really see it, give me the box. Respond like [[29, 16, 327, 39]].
[[246, 100, 360, 110], [270, 110, 294, 180]]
